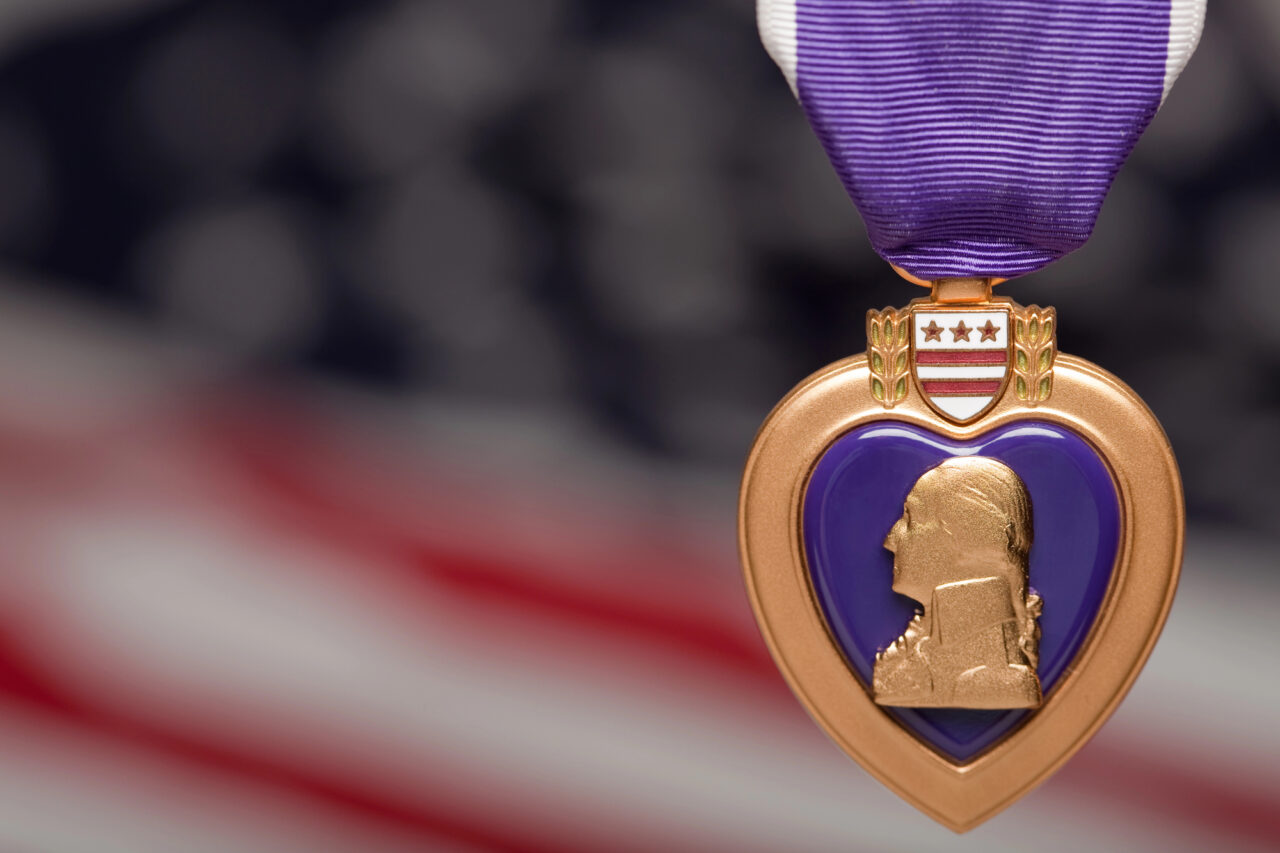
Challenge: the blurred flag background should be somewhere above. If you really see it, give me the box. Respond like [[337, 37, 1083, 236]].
[[0, 1, 1274, 850]]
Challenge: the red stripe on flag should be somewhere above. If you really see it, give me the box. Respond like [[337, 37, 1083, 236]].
[[922, 380, 1002, 395], [0, 616, 565, 853], [916, 351, 1008, 365]]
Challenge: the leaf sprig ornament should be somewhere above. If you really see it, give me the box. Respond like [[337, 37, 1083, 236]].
[[1013, 305, 1057, 404], [867, 308, 910, 407]]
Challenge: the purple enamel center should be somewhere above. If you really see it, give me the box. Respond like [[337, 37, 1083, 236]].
[[795, 0, 1171, 279], [802, 421, 1120, 761]]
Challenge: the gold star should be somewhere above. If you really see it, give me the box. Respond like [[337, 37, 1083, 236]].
[[978, 319, 999, 342], [921, 320, 943, 342], [949, 320, 972, 342]]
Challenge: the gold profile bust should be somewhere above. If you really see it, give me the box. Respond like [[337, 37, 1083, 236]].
[[873, 457, 1043, 709]]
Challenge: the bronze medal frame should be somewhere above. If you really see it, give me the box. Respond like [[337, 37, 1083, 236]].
[[737, 298, 1183, 831]]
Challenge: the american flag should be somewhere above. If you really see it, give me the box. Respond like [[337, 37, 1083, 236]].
[[0, 287, 1274, 852]]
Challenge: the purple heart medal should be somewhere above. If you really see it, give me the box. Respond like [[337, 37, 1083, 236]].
[[740, 0, 1205, 831]]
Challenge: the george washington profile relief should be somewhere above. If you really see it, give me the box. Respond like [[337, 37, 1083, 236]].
[[873, 456, 1042, 709]]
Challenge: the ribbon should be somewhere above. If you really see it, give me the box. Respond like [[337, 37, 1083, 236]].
[[758, 1, 1205, 280]]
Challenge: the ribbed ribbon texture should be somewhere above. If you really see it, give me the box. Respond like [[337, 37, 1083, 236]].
[[791, 0, 1178, 279]]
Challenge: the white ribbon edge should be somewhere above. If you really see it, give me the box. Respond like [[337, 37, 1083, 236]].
[[757, 0, 798, 97], [1164, 0, 1207, 103]]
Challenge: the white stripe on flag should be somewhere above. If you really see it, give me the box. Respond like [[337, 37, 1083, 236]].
[[917, 366, 1005, 380]]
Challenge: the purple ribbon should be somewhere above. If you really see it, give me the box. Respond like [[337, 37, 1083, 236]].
[[760, 1, 1204, 280]]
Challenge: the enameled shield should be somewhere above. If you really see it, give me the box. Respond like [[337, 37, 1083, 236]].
[[911, 306, 1010, 423]]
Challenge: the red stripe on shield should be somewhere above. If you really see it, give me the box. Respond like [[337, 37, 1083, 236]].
[[921, 380, 1002, 396], [916, 351, 1008, 365]]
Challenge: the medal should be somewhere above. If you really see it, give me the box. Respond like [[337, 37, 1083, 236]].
[[741, 0, 1205, 830]]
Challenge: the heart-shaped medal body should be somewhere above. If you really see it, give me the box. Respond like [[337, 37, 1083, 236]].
[[739, 337, 1182, 831], [805, 421, 1120, 762]]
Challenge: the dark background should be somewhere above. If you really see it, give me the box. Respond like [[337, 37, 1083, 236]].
[[0, 0, 1275, 526]]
